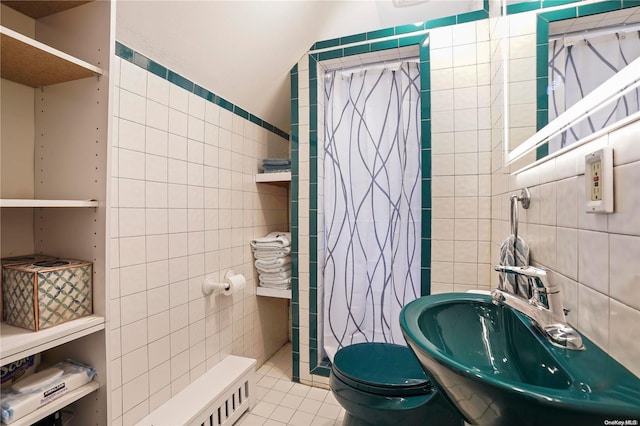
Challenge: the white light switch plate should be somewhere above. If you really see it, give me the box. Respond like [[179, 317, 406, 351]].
[[585, 146, 613, 214]]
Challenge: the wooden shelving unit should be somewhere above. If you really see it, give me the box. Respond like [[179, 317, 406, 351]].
[[1, 0, 112, 424]]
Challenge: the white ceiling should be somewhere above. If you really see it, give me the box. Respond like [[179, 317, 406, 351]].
[[116, 1, 481, 132]]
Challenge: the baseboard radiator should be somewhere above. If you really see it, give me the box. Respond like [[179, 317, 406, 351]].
[[136, 355, 256, 426]]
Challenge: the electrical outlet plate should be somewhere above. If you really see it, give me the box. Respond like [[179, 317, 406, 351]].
[[585, 146, 613, 214]]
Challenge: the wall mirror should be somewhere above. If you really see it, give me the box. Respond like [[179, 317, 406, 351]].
[[503, 2, 640, 168]]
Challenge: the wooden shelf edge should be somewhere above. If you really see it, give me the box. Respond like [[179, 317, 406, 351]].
[[1, 1, 94, 20], [0, 315, 105, 365], [1, 26, 103, 88], [255, 172, 291, 183], [256, 287, 292, 299], [9, 380, 101, 426], [0, 199, 99, 208]]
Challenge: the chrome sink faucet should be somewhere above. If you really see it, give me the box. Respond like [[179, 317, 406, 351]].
[[492, 265, 584, 350]]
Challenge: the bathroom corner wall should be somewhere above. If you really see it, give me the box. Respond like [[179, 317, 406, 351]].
[[109, 47, 290, 424], [429, 20, 493, 294], [490, 5, 640, 378]]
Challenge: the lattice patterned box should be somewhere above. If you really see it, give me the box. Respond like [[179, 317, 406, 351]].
[[3, 259, 93, 331], [1, 255, 56, 321]]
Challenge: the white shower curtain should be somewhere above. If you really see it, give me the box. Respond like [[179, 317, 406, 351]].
[[548, 28, 640, 152], [322, 61, 421, 362]]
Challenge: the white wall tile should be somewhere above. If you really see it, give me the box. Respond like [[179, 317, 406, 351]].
[[120, 236, 146, 267], [147, 74, 170, 106], [146, 155, 168, 183], [120, 90, 146, 125], [538, 182, 557, 226], [147, 101, 169, 132], [120, 264, 147, 297], [453, 44, 477, 67], [188, 93, 205, 120], [119, 149, 146, 180], [122, 373, 150, 413], [578, 230, 609, 294], [555, 227, 577, 281], [119, 209, 146, 238], [122, 346, 149, 384], [169, 85, 189, 113], [608, 162, 640, 236], [148, 312, 170, 343], [121, 293, 148, 327], [119, 120, 146, 152], [120, 61, 147, 97], [169, 109, 188, 138], [556, 177, 578, 228], [609, 234, 640, 311], [146, 128, 168, 157], [578, 284, 609, 350], [609, 299, 640, 377]]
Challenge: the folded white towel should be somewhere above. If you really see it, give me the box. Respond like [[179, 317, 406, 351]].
[[257, 265, 291, 274], [255, 256, 291, 268], [260, 269, 292, 282], [259, 279, 292, 289], [252, 247, 291, 260], [498, 234, 530, 297], [251, 232, 291, 249]]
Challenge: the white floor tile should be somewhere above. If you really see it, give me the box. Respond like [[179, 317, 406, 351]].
[[238, 413, 267, 426], [288, 411, 316, 426], [269, 406, 296, 423], [245, 343, 343, 426]]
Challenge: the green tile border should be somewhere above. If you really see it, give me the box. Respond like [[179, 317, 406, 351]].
[[303, 30, 439, 379], [290, 63, 300, 383], [309, 5, 488, 52], [115, 41, 289, 141], [533, 1, 640, 159]]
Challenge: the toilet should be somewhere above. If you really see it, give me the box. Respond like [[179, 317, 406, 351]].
[[329, 342, 463, 426]]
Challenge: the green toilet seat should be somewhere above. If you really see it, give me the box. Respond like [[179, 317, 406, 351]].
[[332, 342, 433, 396]]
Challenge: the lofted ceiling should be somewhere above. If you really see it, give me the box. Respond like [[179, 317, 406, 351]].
[[116, 1, 480, 132]]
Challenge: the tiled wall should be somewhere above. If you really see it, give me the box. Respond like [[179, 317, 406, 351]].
[[429, 20, 494, 294], [490, 3, 640, 378], [109, 48, 290, 424], [496, 118, 640, 378]]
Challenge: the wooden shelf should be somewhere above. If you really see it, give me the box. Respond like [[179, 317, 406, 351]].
[[0, 199, 99, 208], [1, 1, 93, 20], [255, 172, 291, 185], [8, 380, 101, 426], [0, 26, 102, 88], [0, 315, 105, 365], [256, 286, 291, 299]]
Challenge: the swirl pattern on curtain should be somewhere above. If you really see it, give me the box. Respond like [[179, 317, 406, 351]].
[[322, 61, 421, 362], [548, 29, 640, 152]]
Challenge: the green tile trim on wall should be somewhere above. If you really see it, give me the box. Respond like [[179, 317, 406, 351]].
[[302, 28, 438, 379], [532, 1, 640, 160], [310, 6, 488, 52], [115, 41, 289, 141], [290, 63, 301, 383]]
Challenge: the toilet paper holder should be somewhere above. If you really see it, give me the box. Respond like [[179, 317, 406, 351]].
[[202, 270, 245, 296]]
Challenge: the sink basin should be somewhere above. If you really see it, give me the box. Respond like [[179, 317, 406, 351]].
[[400, 292, 640, 426]]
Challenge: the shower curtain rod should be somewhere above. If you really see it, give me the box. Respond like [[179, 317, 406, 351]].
[[549, 21, 640, 43], [327, 56, 420, 76]]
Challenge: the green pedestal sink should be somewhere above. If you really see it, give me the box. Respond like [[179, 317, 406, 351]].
[[400, 292, 640, 426]]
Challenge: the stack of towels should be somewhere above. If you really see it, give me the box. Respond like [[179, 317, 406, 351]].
[[262, 158, 291, 173], [251, 232, 292, 290]]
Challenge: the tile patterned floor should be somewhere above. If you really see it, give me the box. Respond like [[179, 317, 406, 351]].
[[237, 344, 345, 426]]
